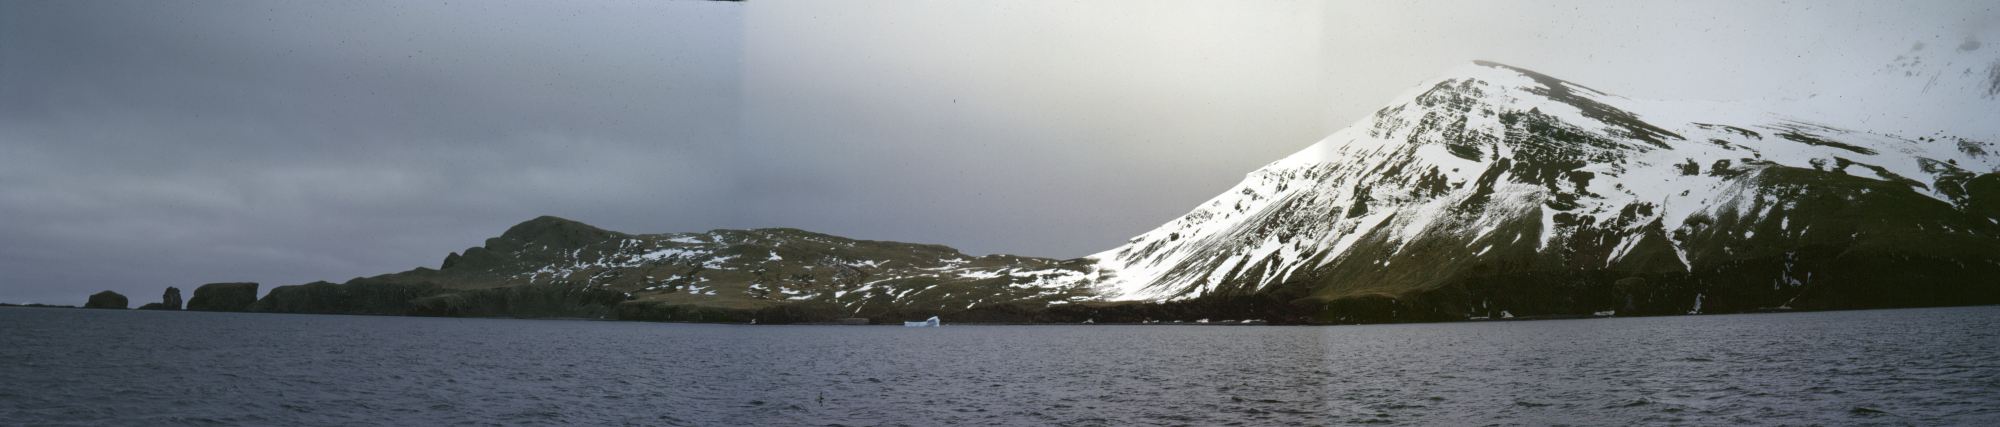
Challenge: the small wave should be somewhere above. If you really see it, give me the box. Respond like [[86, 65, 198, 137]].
[[1848, 406, 1890, 416], [500, 409, 563, 421], [1606, 398, 1652, 408]]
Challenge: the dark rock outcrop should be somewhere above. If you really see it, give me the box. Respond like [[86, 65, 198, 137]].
[[163, 287, 183, 310], [140, 287, 185, 310], [83, 291, 128, 309], [185, 282, 259, 312], [250, 278, 628, 318], [250, 280, 445, 315]]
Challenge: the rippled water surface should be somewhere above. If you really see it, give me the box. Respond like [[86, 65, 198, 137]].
[[3, 306, 1998, 425]]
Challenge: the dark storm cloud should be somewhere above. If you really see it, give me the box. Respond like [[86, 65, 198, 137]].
[[0, 1, 743, 303]]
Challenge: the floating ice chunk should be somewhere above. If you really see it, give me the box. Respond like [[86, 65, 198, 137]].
[[903, 316, 941, 327]]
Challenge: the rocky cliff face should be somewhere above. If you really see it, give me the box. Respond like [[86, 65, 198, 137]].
[[247, 279, 627, 318], [185, 283, 259, 312]]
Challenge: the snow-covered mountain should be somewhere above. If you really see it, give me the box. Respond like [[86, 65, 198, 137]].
[[1085, 61, 2000, 318], [252, 61, 1999, 323]]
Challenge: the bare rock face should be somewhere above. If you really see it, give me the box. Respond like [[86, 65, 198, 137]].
[[185, 282, 259, 312], [84, 291, 128, 309]]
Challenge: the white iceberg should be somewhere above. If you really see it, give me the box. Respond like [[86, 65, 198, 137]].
[[904, 316, 940, 327]]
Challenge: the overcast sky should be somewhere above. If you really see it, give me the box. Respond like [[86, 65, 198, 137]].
[[2, 1, 1994, 304]]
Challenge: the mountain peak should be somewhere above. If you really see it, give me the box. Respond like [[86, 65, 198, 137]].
[[1468, 60, 1599, 93], [1475, 60, 1684, 146], [500, 215, 626, 246], [1365, 60, 1684, 151]]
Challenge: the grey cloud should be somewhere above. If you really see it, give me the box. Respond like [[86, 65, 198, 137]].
[[1, 1, 743, 303]]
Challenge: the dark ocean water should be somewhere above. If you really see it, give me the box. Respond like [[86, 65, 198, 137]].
[[2, 306, 1997, 426]]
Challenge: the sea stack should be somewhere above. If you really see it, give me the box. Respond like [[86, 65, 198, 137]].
[[162, 286, 183, 310], [185, 282, 259, 312], [83, 291, 128, 309], [138, 287, 185, 310]]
